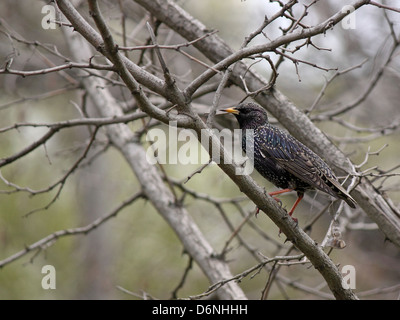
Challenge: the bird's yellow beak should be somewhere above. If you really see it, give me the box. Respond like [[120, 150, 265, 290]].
[[222, 107, 240, 115]]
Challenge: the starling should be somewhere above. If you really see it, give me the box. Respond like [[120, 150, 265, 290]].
[[223, 102, 356, 221]]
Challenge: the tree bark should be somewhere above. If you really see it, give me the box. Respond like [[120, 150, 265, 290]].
[[61, 22, 247, 300], [56, 0, 361, 299], [133, 0, 400, 248]]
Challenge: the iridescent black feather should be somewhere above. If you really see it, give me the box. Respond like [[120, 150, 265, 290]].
[[224, 102, 356, 209]]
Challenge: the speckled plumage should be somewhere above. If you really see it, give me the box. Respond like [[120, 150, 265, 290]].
[[224, 102, 356, 212]]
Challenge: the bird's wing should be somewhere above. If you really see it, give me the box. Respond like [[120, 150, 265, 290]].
[[256, 126, 355, 207]]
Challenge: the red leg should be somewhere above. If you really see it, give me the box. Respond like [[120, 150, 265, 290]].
[[268, 189, 293, 207], [256, 189, 296, 219], [268, 188, 293, 197], [287, 192, 304, 223]]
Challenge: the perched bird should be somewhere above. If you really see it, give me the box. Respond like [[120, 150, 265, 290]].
[[223, 102, 356, 222]]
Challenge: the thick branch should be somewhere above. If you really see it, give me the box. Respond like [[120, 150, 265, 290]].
[[75, 0, 358, 299], [60, 11, 247, 299], [133, 0, 400, 249]]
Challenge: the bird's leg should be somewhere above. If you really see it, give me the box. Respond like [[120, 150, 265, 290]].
[[268, 188, 293, 207], [255, 188, 293, 217], [287, 192, 304, 224], [269, 188, 293, 196], [277, 191, 303, 236]]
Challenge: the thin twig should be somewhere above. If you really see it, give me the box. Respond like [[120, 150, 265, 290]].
[[0, 192, 144, 268]]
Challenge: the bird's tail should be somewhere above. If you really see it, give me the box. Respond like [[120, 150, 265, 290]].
[[327, 177, 357, 208], [339, 192, 357, 209]]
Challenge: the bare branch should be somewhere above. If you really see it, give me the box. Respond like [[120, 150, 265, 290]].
[[0, 191, 144, 269]]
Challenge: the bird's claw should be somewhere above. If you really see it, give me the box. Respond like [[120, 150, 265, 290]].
[[272, 197, 283, 207]]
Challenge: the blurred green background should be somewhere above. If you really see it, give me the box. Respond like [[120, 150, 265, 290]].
[[0, 0, 399, 299]]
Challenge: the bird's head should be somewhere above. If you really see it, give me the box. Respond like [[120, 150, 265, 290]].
[[222, 102, 269, 129]]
